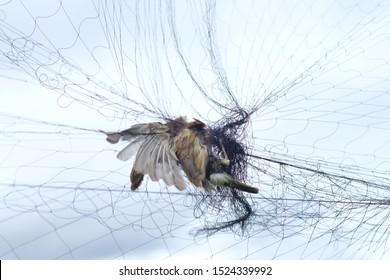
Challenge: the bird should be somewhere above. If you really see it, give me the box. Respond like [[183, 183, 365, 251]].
[[102, 116, 259, 194]]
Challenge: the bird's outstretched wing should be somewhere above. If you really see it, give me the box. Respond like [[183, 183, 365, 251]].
[[102, 123, 186, 191], [132, 133, 186, 190]]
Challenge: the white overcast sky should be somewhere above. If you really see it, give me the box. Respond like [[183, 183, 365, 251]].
[[1, 0, 390, 260]]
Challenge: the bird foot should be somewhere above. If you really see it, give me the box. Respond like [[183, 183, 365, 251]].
[[221, 158, 230, 166]]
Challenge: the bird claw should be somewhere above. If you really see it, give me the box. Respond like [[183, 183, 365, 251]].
[[221, 158, 230, 166]]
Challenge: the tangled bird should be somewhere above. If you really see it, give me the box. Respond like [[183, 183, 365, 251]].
[[103, 117, 259, 194]]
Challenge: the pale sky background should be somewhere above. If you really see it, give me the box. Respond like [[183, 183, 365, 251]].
[[1, 0, 390, 259]]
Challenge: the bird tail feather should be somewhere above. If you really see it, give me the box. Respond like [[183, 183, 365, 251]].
[[230, 179, 259, 194]]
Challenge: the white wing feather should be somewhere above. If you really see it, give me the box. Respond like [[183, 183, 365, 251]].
[[117, 139, 143, 161], [133, 135, 186, 190]]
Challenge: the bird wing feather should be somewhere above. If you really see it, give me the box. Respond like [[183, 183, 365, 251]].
[[116, 139, 143, 161], [104, 123, 186, 191], [133, 133, 186, 191]]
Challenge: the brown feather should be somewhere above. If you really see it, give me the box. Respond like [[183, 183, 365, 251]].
[[173, 126, 208, 188], [130, 168, 144, 191]]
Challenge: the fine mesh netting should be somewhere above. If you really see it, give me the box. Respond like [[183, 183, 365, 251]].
[[1, 0, 390, 259]]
